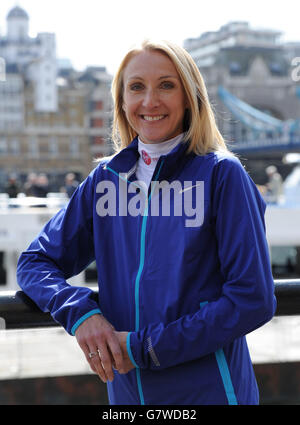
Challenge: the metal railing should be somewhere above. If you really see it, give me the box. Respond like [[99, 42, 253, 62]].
[[0, 279, 300, 330]]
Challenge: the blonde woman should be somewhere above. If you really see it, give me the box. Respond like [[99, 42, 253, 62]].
[[17, 40, 276, 405]]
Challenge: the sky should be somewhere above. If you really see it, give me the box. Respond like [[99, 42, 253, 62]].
[[0, 0, 299, 75]]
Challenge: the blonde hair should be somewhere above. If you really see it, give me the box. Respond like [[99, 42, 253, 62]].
[[111, 39, 228, 155]]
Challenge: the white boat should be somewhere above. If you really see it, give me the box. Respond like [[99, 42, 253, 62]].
[[0, 193, 93, 290], [266, 205, 300, 246]]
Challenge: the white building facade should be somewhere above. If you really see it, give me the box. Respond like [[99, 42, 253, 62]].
[[0, 6, 58, 113], [184, 21, 282, 69]]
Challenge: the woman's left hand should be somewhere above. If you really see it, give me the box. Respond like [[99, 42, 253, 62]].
[[114, 331, 135, 374]]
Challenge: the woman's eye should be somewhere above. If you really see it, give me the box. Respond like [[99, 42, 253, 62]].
[[130, 83, 144, 91], [128, 81, 174, 91], [160, 81, 174, 89]]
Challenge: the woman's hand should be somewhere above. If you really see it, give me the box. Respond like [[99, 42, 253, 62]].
[[114, 331, 135, 374], [75, 314, 124, 383]]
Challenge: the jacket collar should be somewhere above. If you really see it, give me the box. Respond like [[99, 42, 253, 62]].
[[106, 136, 192, 180], [106, 137, 140, 174]]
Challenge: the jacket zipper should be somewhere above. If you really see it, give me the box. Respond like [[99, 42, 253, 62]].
[[133, 159, 165, 405], [106, 160, 164, 405]]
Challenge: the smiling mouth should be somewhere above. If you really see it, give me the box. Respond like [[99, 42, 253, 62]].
[[141, 115, 166, 122]]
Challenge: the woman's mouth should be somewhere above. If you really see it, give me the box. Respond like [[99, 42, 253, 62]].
[[141, 115, 166, 122]]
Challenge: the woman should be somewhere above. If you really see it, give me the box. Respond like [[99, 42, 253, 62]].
[[17, 40, 276, 405]]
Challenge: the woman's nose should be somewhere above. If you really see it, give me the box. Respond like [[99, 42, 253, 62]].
[[142, 89, 160, 108]]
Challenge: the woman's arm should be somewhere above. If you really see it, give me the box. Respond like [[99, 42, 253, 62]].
[[17, 172, 100, 332], [17, 169, 126, 380]]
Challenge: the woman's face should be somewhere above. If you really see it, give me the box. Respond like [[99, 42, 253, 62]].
[[122, 50, 187, 144]]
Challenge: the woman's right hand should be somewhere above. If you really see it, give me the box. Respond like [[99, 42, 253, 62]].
[[74, 314, 124, 383]]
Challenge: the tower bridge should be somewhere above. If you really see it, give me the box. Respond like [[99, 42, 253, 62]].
[[218, 86, 300, 158]]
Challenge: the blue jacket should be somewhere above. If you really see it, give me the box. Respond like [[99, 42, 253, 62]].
[[17, 138, 276, 405]]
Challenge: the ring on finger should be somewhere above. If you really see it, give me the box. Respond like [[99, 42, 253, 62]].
[[88, 351, 98, 359]]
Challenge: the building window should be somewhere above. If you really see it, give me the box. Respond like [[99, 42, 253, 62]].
[[0, 139, 7, 154], [49, 137, 58, 156], [70, 137, 79, 157], [10, 139, 20, 155], [93, 136, 104, 145], [91, 118, 103, 128], [28, 137, 39, 158], [94, 101, 103, 110], [69, 108, 77, 118], [68, 96, 77, 105]]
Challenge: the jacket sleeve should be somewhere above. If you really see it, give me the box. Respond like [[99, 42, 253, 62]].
[[17, 169, 101, 335], [128, 155, 277, 370]]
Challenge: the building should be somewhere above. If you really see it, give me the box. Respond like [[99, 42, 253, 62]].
[[184, 22, 282, 68], [0, 6, 113, 192], [76, 66, 113, 160], [184, 23, 300, 283], [184, 21, 300, 143], [1, 6, 58, 112]]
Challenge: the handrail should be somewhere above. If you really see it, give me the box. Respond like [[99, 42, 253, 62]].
[[0, 279, 300, 330]]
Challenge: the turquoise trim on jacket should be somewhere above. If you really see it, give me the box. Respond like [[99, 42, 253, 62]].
[[200, 301, 238, 405], [126, 332, 139, 368], [71, 308, 102, 336]]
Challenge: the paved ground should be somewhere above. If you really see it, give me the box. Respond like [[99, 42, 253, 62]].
[[1, 315, 300, 380], [0, 327, 91, 380]]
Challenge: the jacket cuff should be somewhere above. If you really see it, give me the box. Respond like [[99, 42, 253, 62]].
[[71, 308, 102, 335], [126, 332, 140, 368], [127, 331, 149, 369]]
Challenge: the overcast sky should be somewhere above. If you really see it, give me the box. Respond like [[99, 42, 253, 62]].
[[1, 0, 299, 74]]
